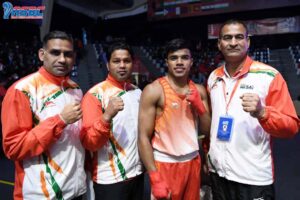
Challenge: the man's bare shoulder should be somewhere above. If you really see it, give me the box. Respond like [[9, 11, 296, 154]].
[[194, 83, 208, 98], [141, 79, 163, 102], [194, 83, 206, 92], [143, 79, 162, 94]]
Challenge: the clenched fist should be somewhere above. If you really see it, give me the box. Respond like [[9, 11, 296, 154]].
[[240, 93, 265, 119], [102, 97, 124, 123], [186, 89, 206, 116], [60, 102, 82, 124]]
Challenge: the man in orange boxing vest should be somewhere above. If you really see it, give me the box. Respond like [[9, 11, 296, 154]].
[[138, 38, 211, 200]]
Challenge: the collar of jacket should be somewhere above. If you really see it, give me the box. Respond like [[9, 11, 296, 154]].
[[106, 74, 131, 90], [215, 56, 253, 79], [39, 67, 69, 86]]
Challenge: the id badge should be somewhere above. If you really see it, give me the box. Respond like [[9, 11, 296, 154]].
[[217, 115, 234, 141]]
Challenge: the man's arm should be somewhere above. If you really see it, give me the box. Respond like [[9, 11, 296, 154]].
[[196, 84, 211, 135], [138, 81, 160, 171], [1, 87, 81, 161], [138, 81, 171, 199], [241, 73, 299, 137], [80, 92, 123, 152], [186, 83, 211, 135]]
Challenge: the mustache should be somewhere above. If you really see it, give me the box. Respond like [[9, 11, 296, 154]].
[[227, 48, 240, 50], [54, 65, 67, 67]]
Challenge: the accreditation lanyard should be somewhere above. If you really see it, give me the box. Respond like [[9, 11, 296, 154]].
[[221, 75, 244, 114]]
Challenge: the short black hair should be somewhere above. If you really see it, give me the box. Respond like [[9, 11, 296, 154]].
[[42, 31, 73, 47], [106, 41, 134, 61], [163, 38, 193, 59], [219, 19, 248, 38]]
